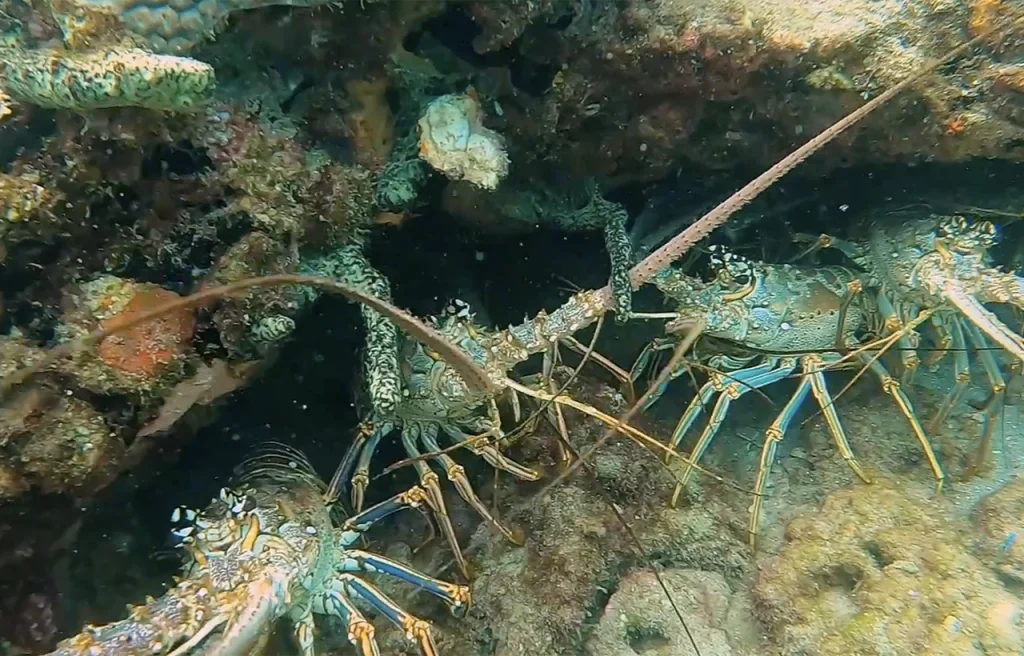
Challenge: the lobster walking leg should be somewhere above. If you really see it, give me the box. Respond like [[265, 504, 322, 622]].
[[399, 424, 470, 577], [418, 423, 522, 544], [670, 357, 798, 507], [328, 575, 440, 656], [853, 352, 944, 490], [926, 318, 972, 434], [315, 589, 381, 656], [337, 549, 470, 614]]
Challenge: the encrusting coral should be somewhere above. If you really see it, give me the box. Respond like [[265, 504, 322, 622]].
[[0, 0, 386, 113], [417, 91, 510, 191], [0, 47, 214, 112]]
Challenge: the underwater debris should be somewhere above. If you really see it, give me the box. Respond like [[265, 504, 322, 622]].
[[136, 360, 257, 437], [417, 92, 509, 191]]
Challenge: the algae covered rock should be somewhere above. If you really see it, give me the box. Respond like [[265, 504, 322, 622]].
[[56, 275, 196, 399], [585, 568, 757, 656], [755, 479, 1024, 656], [466, 0, 1024, 178], [0, 47, 214, 112]]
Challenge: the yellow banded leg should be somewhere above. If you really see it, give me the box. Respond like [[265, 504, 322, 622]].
[[926, 318, 971, 436], [662, 375, 718, 466], [290, 606, 316, 656], [340, 548, 471, 616], [419, 423, 522, 545], [352, 425, 387, 512], [671, 357, 798, 507], [441, 424, 540, 481], [541, 346, 572, 467], [964, 322, 1008, 477], [330, 574, 440, 656], [854, 352, 944, 492], [629, 337, 681, 405], [749, 376, 814, 548], [802, 355, 870, 484], [400, 423, 469, 578], [876, 291, 920, 383], [561, 334, 640, 404], [922, 313, 953, 369], [315, 587, 380, 656]]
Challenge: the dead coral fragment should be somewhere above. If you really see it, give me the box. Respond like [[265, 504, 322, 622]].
[[0, 47, 214, 112], [586, 568, 749, 656], [417, 92, 508, 190]]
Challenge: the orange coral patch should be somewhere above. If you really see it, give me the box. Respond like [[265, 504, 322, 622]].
[[97, 288, 195, 377]]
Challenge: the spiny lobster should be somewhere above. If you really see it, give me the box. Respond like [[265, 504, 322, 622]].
[[809, 213, 1024, 471], [630, 250, 943, 545], [45, 446, 470, 656], [335, 293, 642, 576]]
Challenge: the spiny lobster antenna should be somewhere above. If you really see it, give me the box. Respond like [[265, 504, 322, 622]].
[[623, 15, 1024, 293], [0, 274, 496, 401]]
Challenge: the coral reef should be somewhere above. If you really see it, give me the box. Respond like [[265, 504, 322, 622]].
[[467, 0, 1024, 179], [755, 479, 1024, 656], [2, 1, 1024, 654]]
